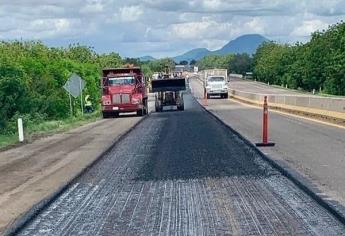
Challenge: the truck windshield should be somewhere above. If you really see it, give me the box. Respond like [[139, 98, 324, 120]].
[[208, 77, 225, 82], [109, 77, 135, 85]]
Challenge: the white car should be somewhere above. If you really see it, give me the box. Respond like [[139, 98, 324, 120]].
[[205, 76, 228, 99]]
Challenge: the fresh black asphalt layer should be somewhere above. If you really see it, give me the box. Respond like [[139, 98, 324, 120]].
[[16, 94, 345, 235]]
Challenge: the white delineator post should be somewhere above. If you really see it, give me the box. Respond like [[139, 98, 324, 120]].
[[18, 118, 24, 142], [79, 78, 84, 115]]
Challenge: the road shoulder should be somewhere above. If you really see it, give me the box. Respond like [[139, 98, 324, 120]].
[[0, 117, 142, 234], [190, 78, 345, 222]]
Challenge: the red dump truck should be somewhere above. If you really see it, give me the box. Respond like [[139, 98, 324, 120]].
[[101, 67, 148, 118]]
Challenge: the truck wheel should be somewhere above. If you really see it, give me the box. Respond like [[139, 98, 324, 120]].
[[207, 94, 210, 99], [178, 105, 184, 111], [112, 112, 119, 118], [155, 105, 162, 112], [224, 93, 228, 99], [143, 98, 148, 115], [102, 112, 108, 119], [137, 109, 144, 116]]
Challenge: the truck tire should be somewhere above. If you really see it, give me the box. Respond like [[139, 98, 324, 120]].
[[112, 112, 119, 118], [207, 94, 211, 99], [102, 112, 109, 119], [156, 107, 163, 112], [143, 105, 148, 115], [144, 98, 148, 115], [223, 93, 228, 99], [155, 105, 162, 112], [137, 108, 146, 116], [178, 105, 184, 111]]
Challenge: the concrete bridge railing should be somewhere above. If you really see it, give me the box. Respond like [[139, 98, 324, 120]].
[[229, 89, 345, 121]]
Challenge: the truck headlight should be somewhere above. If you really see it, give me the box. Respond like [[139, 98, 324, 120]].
[[102, 95, 111, 105], [103, 100, 111, 105], [132, 98, 140, 104]]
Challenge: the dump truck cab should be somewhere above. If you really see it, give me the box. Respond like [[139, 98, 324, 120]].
[[205, 75, 228, 99], [201, 69, 228, 99], [101, 67, 148, 118]]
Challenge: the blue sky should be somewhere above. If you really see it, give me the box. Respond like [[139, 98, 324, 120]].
[[1, 0, 345, 58]]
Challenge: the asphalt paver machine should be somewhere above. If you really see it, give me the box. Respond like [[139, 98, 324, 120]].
[[152, 74, 186, 112]]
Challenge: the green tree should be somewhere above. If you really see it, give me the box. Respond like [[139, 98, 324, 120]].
[[190, 60, 197, 66], [228, 53, 253, 75], [0, 40, 126, 131], [196, 54, 234, 70], [252, 21, 345, 95]]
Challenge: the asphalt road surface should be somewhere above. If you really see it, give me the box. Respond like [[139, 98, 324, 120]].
[[16, 93, 345, 235]]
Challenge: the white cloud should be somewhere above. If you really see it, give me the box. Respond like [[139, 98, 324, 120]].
[[80, 1, 105, 14], [245, 18, 263, 31], [201, 0, 223, 10], [28, 18, 70, 33], [170, 17, 230, 40], [169, 16, 265, 45], [117, 6, 144, 23], [55, 19, 71, 32], [200, 39, 228, 51], [291, 19, 329, 37], [1, 0, 345, 57]]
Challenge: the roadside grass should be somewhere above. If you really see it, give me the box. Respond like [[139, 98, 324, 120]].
[[0, 134, 17, 149], [0, 112, 101, 150]]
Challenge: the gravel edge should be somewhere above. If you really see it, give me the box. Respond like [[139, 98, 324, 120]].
[[4, 115, 150, 236]]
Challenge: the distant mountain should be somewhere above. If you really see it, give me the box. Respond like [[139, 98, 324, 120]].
[[173, 34, 269, 63], [139, 56, 156, 62], [173, 48, 211, 63], [213, 34, 269, 55]]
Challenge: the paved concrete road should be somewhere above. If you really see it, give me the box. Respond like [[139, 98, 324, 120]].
[[191, 79, 345, 211], [229, 77, 310, 95], [15, 93, 345, 235]]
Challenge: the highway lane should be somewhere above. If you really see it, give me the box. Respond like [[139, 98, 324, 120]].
[[15, 92, 345, 235], [229, 77, 311, 96], [191, 78, 345, 211]]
